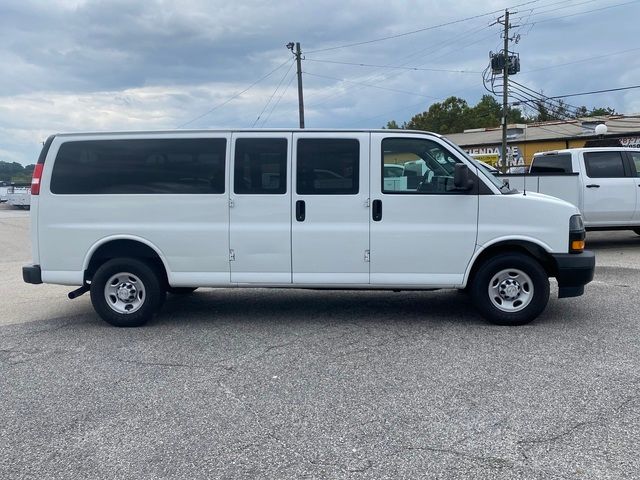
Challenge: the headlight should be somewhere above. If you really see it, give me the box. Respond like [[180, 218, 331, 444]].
[[569, 214, 585, 253], [569, 214, 584, 232]]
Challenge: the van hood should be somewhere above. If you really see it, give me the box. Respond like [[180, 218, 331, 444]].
[[514, 190, 580, 214]]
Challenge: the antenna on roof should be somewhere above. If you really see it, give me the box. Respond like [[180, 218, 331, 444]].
[[520, 150, 527, 196]]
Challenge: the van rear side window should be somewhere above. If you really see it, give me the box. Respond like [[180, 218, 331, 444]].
[[530, 154, 573, 173], [50, 138, 226, 194]]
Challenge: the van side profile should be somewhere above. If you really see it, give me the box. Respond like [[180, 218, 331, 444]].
[[23, 129, 595, 327]]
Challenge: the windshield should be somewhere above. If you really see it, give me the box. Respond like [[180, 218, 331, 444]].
[[440, 137, 506, 191]]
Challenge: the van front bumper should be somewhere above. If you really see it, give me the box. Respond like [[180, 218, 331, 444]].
[[23, 264, 42, 284], [551, 251, 595, 298]]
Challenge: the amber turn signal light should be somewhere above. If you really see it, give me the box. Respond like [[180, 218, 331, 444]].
[[571, 240, 585, 252]]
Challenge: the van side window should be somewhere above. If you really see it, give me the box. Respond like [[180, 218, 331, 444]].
[[234, 138, 287, 194], [584, 151, 626, 178], [530, 154, 573, 173], [382, 138, 463, 194], [296, 139, 359, 195], [50, 139, 226, 194]]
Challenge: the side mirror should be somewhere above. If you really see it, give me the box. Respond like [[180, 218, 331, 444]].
[[453, 164, 474, 191]]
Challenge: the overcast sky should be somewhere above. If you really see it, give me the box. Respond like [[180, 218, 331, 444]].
[[1, 0, 639, 165]]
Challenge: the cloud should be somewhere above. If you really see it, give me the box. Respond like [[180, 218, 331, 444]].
[[0, 0, 638, 164]]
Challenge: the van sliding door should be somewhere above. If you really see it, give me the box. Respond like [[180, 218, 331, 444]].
[[229, 133, 292, 283], [291, 132, 370, 284]]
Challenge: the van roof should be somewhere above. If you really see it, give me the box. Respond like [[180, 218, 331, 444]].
[[51, 128, 441, 137]]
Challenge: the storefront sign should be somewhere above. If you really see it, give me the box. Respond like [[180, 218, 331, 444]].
[[465, 145, 524, 167]]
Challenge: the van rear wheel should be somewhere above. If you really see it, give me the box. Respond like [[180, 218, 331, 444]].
[[90, 258, 165, 327], [470, 253, 550, 326]]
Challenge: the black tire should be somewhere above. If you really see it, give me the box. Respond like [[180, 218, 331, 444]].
[[167, 287, 198, 295], [633, 228, 640, 236], [470, 253, 550, 326], [90, 257, 166, 327]]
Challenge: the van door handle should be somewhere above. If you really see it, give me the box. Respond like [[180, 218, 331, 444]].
[[372, 199, 382, 221], [586, 184, 600, 188], [296, 200, 306, 222]]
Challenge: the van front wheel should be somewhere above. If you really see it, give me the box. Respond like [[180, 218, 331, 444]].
[[90, 258, 165, 327], [470, 253, 550, 326]]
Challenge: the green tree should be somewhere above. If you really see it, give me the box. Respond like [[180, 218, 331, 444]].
[[406, 96, 471, 134], [528, 101, 617, 122], [389, 95, 526, 134], [587, 106, 617, 117], [528, 99, 572, 122], [468, 95, 501, 127], [0, 161, 26, 182], [468, 95, 525, 128], [11, 164, 35, 184], [573, 105, 617, 118], [383, 120, 402, 129]]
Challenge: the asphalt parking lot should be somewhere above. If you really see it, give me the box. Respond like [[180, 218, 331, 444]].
[[1, 203, 638, 479]]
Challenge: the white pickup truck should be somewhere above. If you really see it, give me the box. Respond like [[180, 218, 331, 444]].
[[7, 185, 31, 209], [500, 148, 640, 233]]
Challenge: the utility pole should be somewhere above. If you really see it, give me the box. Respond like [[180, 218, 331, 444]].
[[501, 9, 510, 171], [287, 42, 305, 128], [489, 12, 521, 171]]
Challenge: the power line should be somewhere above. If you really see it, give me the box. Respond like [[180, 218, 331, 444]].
[[346, 22, 493, 76], [303, 24, 494, 110], [544, 84, 640, 100], [506, 83, 640, 123], [518, 0, 600, 19], [519, 0, 640, 25], [303, 0, 629, 127], [251, 59, 295, 127], [508, 92, 578, 131], [305, 0, 543, 54], [176, 57, 291, 129], [521, 47, 640, 74], [302, 23, 492, 107], [304, 58, 481, 74], [303, 71, 440, 103], [508, 87, 580, 122], [261, 71, 297, 127], [509, 80, 584, 112]]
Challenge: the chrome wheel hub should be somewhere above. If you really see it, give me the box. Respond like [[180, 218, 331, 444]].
[[488, 268, 533, 313], [104, 272, 145, 314]]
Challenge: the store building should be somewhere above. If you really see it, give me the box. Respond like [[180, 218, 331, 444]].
[[446, 115, 640, 168]]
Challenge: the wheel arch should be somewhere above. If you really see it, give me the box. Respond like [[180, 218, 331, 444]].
[[463, 238, 557, 288], [83, 236, 170, 284]]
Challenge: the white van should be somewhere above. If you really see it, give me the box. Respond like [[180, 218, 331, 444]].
[[23, 130, 595, 327]]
